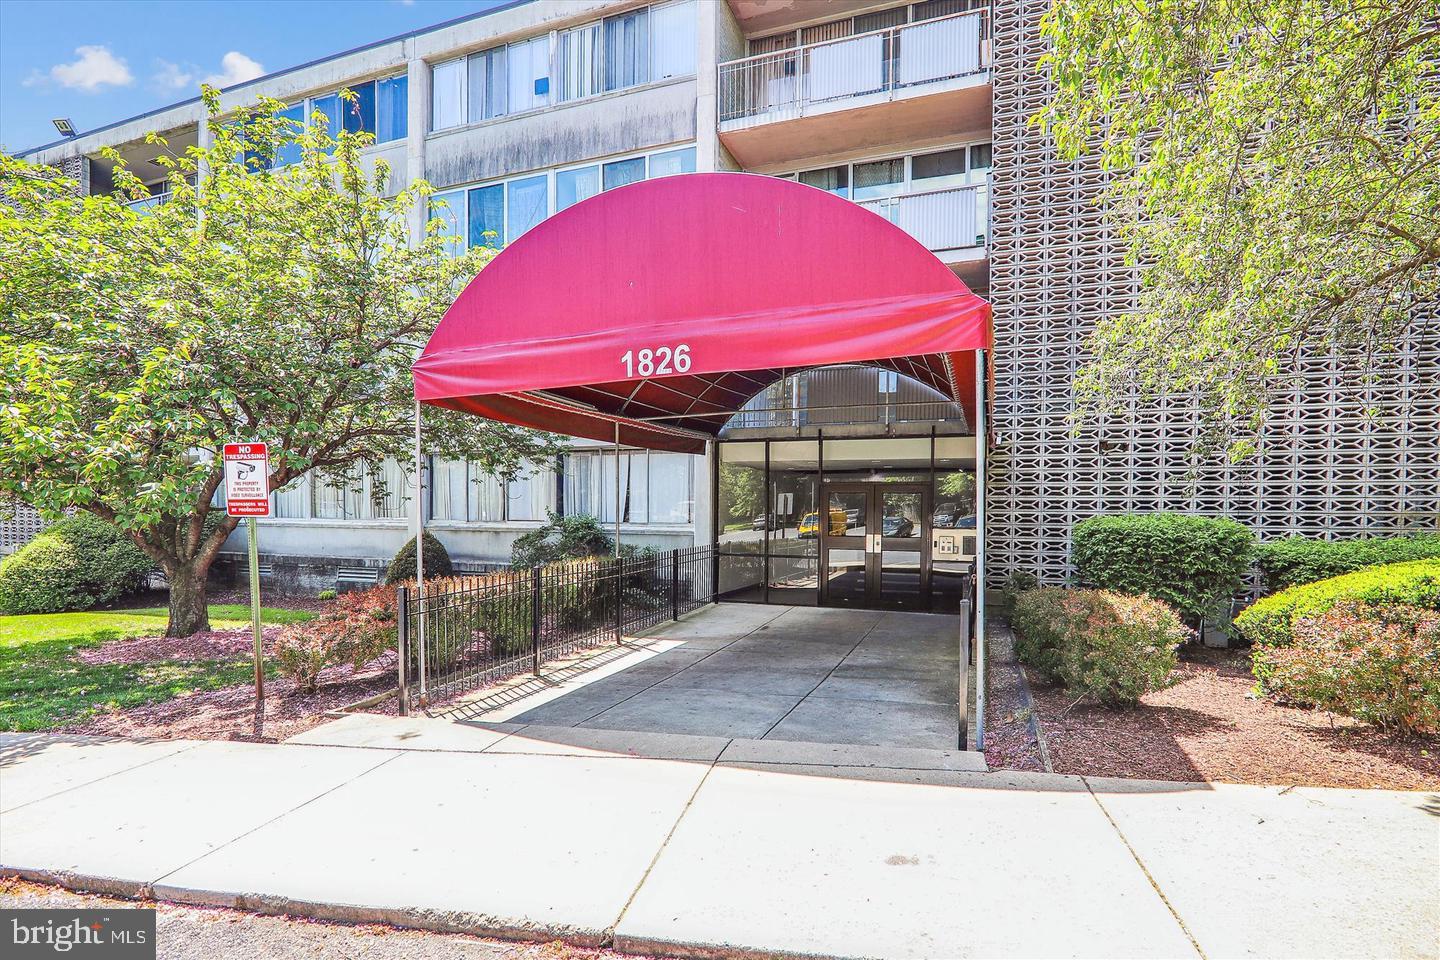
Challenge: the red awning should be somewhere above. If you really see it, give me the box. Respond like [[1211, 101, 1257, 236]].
[[413, 173, 991, 453]]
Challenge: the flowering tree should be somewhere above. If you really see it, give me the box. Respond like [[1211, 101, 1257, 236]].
[[0, 88, 558, 636]]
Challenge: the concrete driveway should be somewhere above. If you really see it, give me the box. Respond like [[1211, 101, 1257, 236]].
[[447, 603, 970, 750], [2, 722, 1436, 959]]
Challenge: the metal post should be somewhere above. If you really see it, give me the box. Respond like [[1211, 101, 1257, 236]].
[[671, 548, 680, 621], [396, 584, 410, 716], [414, 400, 427, 702], [974, 348, 988, 751], [531, 565, 542, 676], [613, 421, 622, 558], [247, 515, 264, 734]]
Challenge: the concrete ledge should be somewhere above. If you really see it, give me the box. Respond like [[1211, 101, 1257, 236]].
[[484, 724, 731, 762], [717, 737, 985, 772]]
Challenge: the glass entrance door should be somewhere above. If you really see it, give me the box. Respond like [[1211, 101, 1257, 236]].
[[819, 482, 930, 609]]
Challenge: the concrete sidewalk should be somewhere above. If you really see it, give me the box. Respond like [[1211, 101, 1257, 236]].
[[2, 720, 1436, 959]]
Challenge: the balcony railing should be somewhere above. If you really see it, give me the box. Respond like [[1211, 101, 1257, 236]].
[[857, 182, 989, 253], [123, 192, 168, 212], [718, 9, 990, 125]]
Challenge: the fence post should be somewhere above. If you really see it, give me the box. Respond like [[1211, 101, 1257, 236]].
[[671, 548, 680, 621], [614, 556, 624, 643], [531, 565, 542, 676], [396, 584, 410, 716]]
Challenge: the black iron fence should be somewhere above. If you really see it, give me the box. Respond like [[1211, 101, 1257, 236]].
[[397, 545, 716, 710]]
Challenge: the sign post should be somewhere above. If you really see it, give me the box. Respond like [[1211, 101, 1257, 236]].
[[223, 442, 271, 734]]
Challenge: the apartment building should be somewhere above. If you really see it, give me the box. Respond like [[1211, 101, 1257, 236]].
[[14, 0, 1439, 603]]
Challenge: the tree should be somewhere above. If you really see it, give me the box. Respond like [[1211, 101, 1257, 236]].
[[0, 88, 559, 636], [1040, 0, 1439, 457]]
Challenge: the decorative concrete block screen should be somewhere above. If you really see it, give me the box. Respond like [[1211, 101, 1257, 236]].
[[988, 0, 1440, 585]]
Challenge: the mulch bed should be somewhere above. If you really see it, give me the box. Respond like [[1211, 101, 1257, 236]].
[[1019, 645, 1439, 790], [981, 626, 1047, 772]]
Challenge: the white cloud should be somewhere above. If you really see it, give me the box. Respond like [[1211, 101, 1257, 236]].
[[24, 45, 134, 93], [202, 51, 265, 89], [151, 59, 194, 92]]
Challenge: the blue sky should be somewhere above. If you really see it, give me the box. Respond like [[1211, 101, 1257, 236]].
[[0, 0, 512, 153]]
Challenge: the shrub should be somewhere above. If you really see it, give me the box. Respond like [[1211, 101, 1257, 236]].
[[317, 589, 337, 601], [1011, 587, 1188, 703], [511, 511, 612, 568], [998, 569, 1039, 618], [384, 531, 453, 585], [1254, 534, 1440, 593], [1071, 513, 1255, 623], [1261, 602, 1440, 736], [1234, 559, 1440, 668], [0, 514, 153, 614], [274, 585, 397, 693]]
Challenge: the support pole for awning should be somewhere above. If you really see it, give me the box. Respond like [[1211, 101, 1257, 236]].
[[414, 399, 427, 703], [614, 421, 621, 558], [974, 348, 987, 751]]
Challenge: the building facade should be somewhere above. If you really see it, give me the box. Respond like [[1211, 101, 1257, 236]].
[[15, 0, 1439, 597]]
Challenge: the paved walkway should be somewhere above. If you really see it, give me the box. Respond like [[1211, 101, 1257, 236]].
[[2, 720, 1436, 959], [451, 604, 969, 750]]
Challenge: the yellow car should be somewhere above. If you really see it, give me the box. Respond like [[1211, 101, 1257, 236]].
[[798, 507, 848, 538]]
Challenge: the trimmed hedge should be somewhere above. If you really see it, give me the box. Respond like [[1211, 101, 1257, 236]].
[[1234, 559, 1440, 673], [1071, 513, 1255, 623], [1011, 587, 1188, 705], [384, 531, 454, 585], [1254, 534, 1440, 593], [511, 511, 612, 569], [0, 514, 153, 614]]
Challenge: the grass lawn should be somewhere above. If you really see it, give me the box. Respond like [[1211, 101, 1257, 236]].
[[0, 605, 314, 732]]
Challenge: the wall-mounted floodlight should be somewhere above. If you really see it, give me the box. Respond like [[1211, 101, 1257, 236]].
[[52, 118, 77, 137]]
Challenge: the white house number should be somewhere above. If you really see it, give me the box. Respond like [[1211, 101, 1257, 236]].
[[621, 344, 691, 378]]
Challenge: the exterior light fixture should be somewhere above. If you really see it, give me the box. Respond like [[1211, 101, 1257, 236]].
[[52, 118, 77, 137]]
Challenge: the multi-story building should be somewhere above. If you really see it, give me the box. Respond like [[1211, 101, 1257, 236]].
[[14, 0, 1439, 603]]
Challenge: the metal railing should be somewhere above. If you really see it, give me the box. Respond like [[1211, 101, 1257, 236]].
[[858, 182, 989, 252], [718, 9, 990, 124], [728, 365, 967, 430], [397, 544, 716, 709]]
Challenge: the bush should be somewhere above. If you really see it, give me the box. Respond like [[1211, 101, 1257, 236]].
[[1071, 513, 1255, 623], [1234, 559, 1440, 667], [0, 514, 153, 614], [317, 589, 337, 601], [274, 585, 397, 693], [1011, 587, 1188, 704], [1254, 534, 1440, 593], [384, 531, 453, 585], [511, 511, 612, 568], [1261, 602, 1440, 736]]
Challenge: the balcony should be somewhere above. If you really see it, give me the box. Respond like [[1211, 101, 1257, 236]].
[[717, 10, 992, 168], [857, 182, 988, 262]]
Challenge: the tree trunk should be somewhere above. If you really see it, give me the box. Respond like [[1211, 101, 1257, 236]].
[[166, 561, 212, 637]]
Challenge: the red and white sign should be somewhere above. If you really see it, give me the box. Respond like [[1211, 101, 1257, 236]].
[[223, 443, 271, 517]]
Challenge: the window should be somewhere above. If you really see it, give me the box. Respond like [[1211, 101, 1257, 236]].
[[603, 155, 646, 190], [912, 148, 967, 191], [799, 165, 848, 197], [506, 175, 549, 242], [468, 471, 504, 521], [557, 22, 601, 102], [273, 476, 308, 518], [430, 189, 465, 255], [311, 93, 343, 149], [651, 0, 696, 80], [853, 158, 904, 201], [508, 36, 550, 113], [563, 450, 693, 524], [648, 454, 693, 523], [369, 459, 410, 520], [968, 142, 992, 177], [376, 75, 408, 143], [313, 468, 365, 520], [648, 146, 695, 178], [431, 460, 469, 521], [556, 165, 600, 211], [604, 7, 650, 91], [432, 58, 465, 130], [468, 184, 505, 249], [468, 47, 508, 122], [342, 82, 377, 136], [506, 465, 556, 521], [274, 104, 305, 167]]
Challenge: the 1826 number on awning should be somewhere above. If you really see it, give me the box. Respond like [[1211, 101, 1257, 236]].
[[621, 344, 691, 378]]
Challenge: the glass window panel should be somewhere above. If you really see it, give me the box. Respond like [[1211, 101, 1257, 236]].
[[651, 0, 696, 80], [274, 104, 305, 167], [431, 58, 465, 130], [556, 165, 600, 211], [342, 81, 377, 136], [557, 22, 601, 102], [718, 442, 765, 553], [430, 459, 469, 521], [370, 459, 410, 520], [648, 146, 695, 179], [911, 148, 968, 190], [274, 475, 308, 518], [603, 156, 646, 190], [648, 453, 692, 523], [562, 452, 602, 519], [508, 36, 550, 113], [798, 165, 848, 197], [507, 463, 555, 521], [468, 470, 504, 522], [968, 142, 993, 181], [852, 157, 904, 200], [468, 183, 505, 249], [604, 7, 650, 91], [376, 75, 408, 143], [313, 468, 364, 520], [429, 189, 465, 256], [506, 175, 549, 243], [468, 47, 509, 122]]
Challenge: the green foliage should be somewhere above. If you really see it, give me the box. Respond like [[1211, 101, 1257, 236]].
[[0, 515, 153, 614], [385, 532, 454, 585], [1071, 513, 1255, 622], [1011, 587, 1188, 705], [273, 585, 396, 694], [510, 511, 613, 569], [317, 589, 337, 601], [1234, 559, 1440, 659], [998, 569, 1040, 618], [1254, 534, 1440, 593], [0, 86, 558, 636], [1262, 602, 1440, 736], [1041, 0, 1439, 456]]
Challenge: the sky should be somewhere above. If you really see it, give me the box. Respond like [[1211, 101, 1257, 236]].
[[0, 0, 513, 153]]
